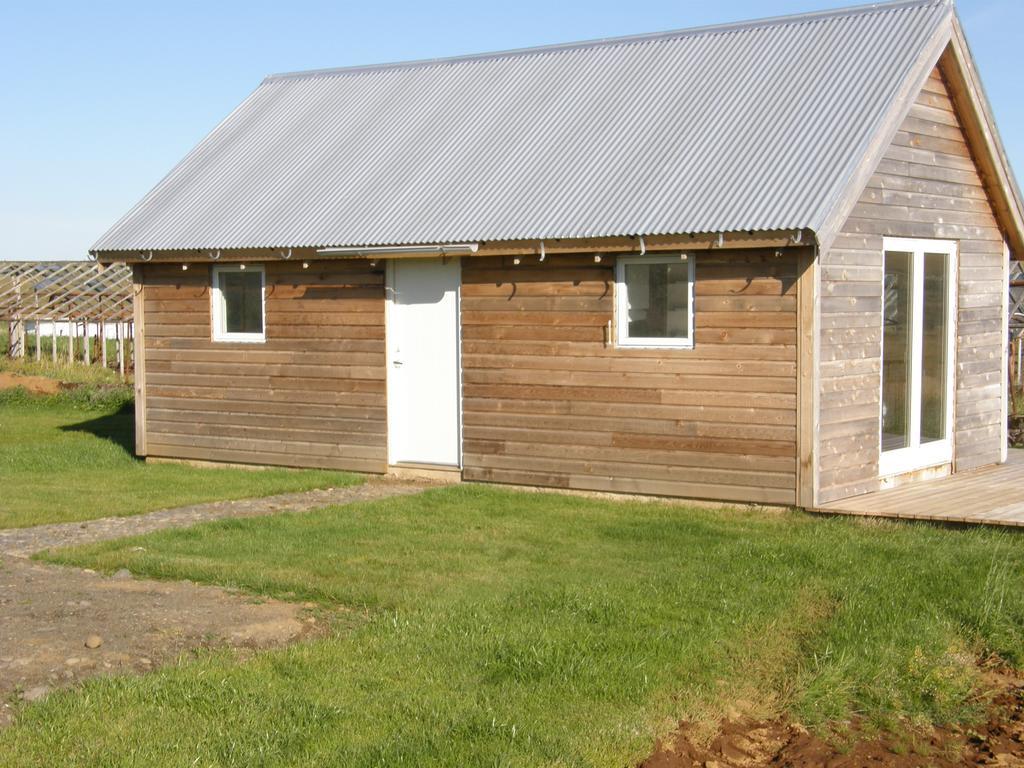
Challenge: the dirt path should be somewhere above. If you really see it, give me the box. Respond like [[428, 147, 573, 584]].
[[0, 478, 435, 725], [0, 477, 432, 557]]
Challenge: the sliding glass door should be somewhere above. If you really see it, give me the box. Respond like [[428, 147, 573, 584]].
[[880, 238, 956, 476]]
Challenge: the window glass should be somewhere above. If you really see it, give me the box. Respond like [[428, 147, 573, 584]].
[[920, 252, 949, 443], [624, 262, 689, 339], [219, 271, 264, 334], [617, 256, 692, 347], [882, 251, 913, 452]]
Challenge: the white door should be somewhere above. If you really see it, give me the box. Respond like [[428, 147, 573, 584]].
[[879, 237, 957, 477], [386, 257, 461, 467]]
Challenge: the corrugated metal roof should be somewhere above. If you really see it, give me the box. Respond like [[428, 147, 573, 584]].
[[92, 0, 954, 253]]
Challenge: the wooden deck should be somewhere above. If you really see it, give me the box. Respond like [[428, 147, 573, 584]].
[[818, 450, 1024, 527]]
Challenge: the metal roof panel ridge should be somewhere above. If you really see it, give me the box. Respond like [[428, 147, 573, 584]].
[[262, 0, 951, 84]]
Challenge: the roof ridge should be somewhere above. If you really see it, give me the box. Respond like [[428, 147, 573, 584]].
[[263, 0, 950, 83]]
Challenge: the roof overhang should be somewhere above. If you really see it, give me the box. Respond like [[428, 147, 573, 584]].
[[316, 243, 480, 259], [94, 229, 814, 265]]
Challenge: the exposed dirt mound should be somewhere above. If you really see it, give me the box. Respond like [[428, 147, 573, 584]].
[[0, 557, 323, 727], [0, 372, 75, 395], [642, 674, 1024, 767]]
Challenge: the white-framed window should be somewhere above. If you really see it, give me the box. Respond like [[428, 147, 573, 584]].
[[211, 264, 266, 343], [615, 254, 694, 348], [879, 237, 957, 477]]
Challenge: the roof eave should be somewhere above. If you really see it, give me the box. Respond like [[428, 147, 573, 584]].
[[89, 228, 816, 263]]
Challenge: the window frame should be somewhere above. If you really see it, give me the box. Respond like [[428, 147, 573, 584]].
[[614, 253, 695, 349], [210, 264, 267, 344], [878, 237, 957, 478]]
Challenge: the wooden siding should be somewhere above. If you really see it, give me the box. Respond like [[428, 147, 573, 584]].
[[817, 66, 1006, 504], [460, 249, 808, 505], [139, 260, 387, 473]]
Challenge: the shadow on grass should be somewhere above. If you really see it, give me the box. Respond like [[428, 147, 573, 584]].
[[60, 401, 138, 457]]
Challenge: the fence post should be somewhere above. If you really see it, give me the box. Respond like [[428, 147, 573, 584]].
[[1011, 339, 1019, 391], [1010, 336, 1021, 400], [9, 274, 25, 358], [1012, 337, 1018, 388], [117, 322, 125, 379], [67, 319, 74, 363], [7, 320, 25, 358], [51, 319, 56, 363]]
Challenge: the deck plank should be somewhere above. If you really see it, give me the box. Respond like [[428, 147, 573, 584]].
[[819, 450, 1024, 526]]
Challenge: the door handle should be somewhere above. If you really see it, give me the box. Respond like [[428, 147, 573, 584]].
[[392, 360, 403, 367]]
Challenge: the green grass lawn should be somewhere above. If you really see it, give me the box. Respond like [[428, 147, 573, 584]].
[[0, 391, 362, 528], [3, 487, 1023, 766]]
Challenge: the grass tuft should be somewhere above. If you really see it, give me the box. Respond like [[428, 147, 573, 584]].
[[0, 382, 134, 412]]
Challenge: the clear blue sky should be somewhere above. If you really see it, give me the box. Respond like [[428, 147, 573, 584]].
[[2, 0, 1020, 260]]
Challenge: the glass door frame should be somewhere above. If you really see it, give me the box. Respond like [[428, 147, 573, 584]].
[[879, 237, 957, 478]]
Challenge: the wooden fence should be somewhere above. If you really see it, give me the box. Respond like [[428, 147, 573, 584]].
[[0, 261, 134, 378]]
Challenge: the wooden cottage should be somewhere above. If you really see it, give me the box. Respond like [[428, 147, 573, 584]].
[[93, 0, 1023, 510]]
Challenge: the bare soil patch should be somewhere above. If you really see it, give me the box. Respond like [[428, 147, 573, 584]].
[[641, 672, 1024, 767], [0, 556, 321, 726], [0, 480, 434, 727], [0, 373, 71, 395]]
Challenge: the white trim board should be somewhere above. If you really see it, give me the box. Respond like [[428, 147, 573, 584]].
[[614, 253, 695, 349], [210, 264, 266, 344], [1002, 239, 1010, 464]]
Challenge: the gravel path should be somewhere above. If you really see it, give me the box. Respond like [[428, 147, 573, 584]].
[[0, 477, 435, 724], [0, 477, 433, 557]]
